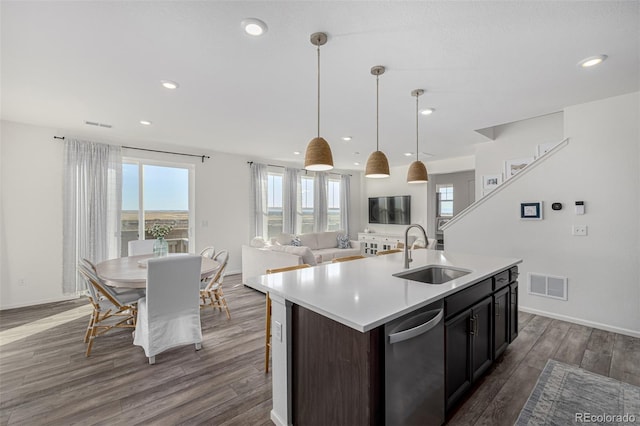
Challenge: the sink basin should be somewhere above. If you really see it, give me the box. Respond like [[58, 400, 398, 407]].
[[393, 265, 471, 285]]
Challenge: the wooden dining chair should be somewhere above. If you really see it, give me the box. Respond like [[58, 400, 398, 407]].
[[77, 263, 139, 357], [264, 264, 311, 373], [332, 254, 366, 263], [376, 249, 402, 256], [200, 250, 230, 319]]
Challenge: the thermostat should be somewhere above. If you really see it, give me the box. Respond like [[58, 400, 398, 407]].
[[551, 203, 563, 211], [575, 201, 585, 215]]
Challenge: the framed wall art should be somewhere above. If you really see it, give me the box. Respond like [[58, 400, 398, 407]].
[[505, 157, 533, 179], [520, 201, 543, 220], [482, 174, 502, 194]]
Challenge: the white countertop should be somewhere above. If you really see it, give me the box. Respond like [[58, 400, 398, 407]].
[[245, 250, 522, 332]]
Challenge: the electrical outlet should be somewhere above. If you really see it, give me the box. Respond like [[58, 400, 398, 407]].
[[572, 225, 588, 236], [17, 278, 26, 287]]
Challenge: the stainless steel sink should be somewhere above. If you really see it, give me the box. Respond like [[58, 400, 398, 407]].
[[393, 265, 470, 284]]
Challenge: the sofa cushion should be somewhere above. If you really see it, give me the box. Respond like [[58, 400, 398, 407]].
[[316, 231, 340, 249], [298, 233, 319, 250], [273, 233, 294, 246], [314, 246, 361, 263], [291, 236, 302, 246], [269, 244, 317, 266], [336, 234, 350, 249], [250, 237, 267, 248]]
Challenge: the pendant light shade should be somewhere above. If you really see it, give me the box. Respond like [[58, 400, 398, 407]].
[[304, 32, 334, 171], [365, 65, 390, 178], [407, 89, 429, 183]]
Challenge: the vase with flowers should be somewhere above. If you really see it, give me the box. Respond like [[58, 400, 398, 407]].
[[148, 223, 173, 257]]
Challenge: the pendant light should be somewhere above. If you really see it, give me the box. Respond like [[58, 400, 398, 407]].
[[304, 32, 334, 171], [406, 89, 429, 183], [365, 66, 390, 178]]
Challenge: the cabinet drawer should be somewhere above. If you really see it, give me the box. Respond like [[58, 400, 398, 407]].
[[445, 278, 492, 319], [493, 270, 510, 291], [509, 266, 519, 283]]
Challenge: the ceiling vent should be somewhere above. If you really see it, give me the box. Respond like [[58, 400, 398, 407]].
[[85, 121, 112, 128], [528, 273, 567, 301]]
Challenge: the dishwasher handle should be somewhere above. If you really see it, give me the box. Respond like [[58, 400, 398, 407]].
[[388, 309, 444, 344]]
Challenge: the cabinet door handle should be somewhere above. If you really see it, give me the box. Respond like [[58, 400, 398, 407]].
[[495, 301, 500, 317], [469, 316, 476, 335], [475, 314, 479, 335]]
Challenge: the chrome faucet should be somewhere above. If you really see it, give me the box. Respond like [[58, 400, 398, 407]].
[[404, 224, 428, 269]]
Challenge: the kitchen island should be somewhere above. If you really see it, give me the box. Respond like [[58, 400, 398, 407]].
[[246, 249, 522, 426]]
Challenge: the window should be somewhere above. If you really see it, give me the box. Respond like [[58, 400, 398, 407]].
[[327, 178, 341, 231], [437, 184, 454, 217], [122, 160, 193, 255], [267, 172, 284, 239], [298, 176, 314, 234]]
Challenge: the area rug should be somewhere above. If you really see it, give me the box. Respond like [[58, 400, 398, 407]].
[[516, 359, 640, 425]]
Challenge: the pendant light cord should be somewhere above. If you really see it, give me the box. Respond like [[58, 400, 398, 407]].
[[317, 45, 320, 139], [376, 74, 380, 151], [416, 93, 419, 161]]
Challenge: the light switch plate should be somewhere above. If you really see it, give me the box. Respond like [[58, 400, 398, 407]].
[[274, 320, 282, 342], [572, 225, 588, 236]]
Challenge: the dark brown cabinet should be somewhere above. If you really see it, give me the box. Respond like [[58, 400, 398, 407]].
[[493, 286, 510, 358], [445, 266, 519, 413], [509, 281, 519, 342], [445, 296, 493, 410]]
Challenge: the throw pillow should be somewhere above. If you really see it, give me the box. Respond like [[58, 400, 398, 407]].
[[337, 234, 351, 249], [291, 236, 302, 246], [250, 237, 266, 248]]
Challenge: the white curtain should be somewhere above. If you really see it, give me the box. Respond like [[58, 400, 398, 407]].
[[314, 172, 328, 232], [283, 167, 299, 235], [63, 139, 122, 294], [340, 174, 351, 237], [250, 163, 268, 239]]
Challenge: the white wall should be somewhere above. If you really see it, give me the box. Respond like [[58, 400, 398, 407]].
[[446, 92, 640, 336], [475, 112, 564, 200], [361, 164, 428, 236], [0, 120, 363, 308], [1, 121, 67, 308]]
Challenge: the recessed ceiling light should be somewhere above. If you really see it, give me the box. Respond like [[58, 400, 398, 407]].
[[342, 136, 352, 141], [420, 108, 435, 116], [404, 152, 413, 157], [161, 80, 179, 90], [354, 162, 360, 166], [293, 151, 301, 155], [140, 120, 152, 126], [353, 151, 360, 155], [241, 18, 268, 36], [578, 54, 608, 68]]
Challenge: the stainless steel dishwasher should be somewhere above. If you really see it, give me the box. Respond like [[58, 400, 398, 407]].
[[385, 300, 444, 425]]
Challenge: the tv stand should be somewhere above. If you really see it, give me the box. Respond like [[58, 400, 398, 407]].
[[358, 232, 417, 256]]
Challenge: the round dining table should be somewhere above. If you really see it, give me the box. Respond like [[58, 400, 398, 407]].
[[96, 254, 220, 289]]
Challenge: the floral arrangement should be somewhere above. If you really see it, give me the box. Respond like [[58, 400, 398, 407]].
[[147, 223, 173, 239]]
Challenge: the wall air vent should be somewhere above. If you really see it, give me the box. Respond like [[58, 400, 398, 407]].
[[85, 121, 112, 128], [528, 273, 567, 300]]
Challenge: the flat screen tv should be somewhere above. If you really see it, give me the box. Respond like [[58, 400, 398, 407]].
[[368, 195, 411, 225]]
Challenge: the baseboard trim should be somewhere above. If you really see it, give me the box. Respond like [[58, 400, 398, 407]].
[[0, 294, 80, 311], [270, 410, 286, 426], [519, 306, 640, 338]]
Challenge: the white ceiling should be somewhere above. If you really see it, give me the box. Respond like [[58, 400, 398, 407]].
[[2, 1, 638, 171]]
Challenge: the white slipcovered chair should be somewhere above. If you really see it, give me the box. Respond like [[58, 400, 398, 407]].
[[133, 254, 203, 364], [128, 239, 157, 256]]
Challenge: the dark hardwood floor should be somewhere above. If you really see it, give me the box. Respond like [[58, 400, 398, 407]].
[[1, 274, 638, 425]]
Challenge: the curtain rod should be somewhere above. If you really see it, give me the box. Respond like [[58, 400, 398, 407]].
[[53, 136, 211, 163], [247, 161, 351, 177]]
